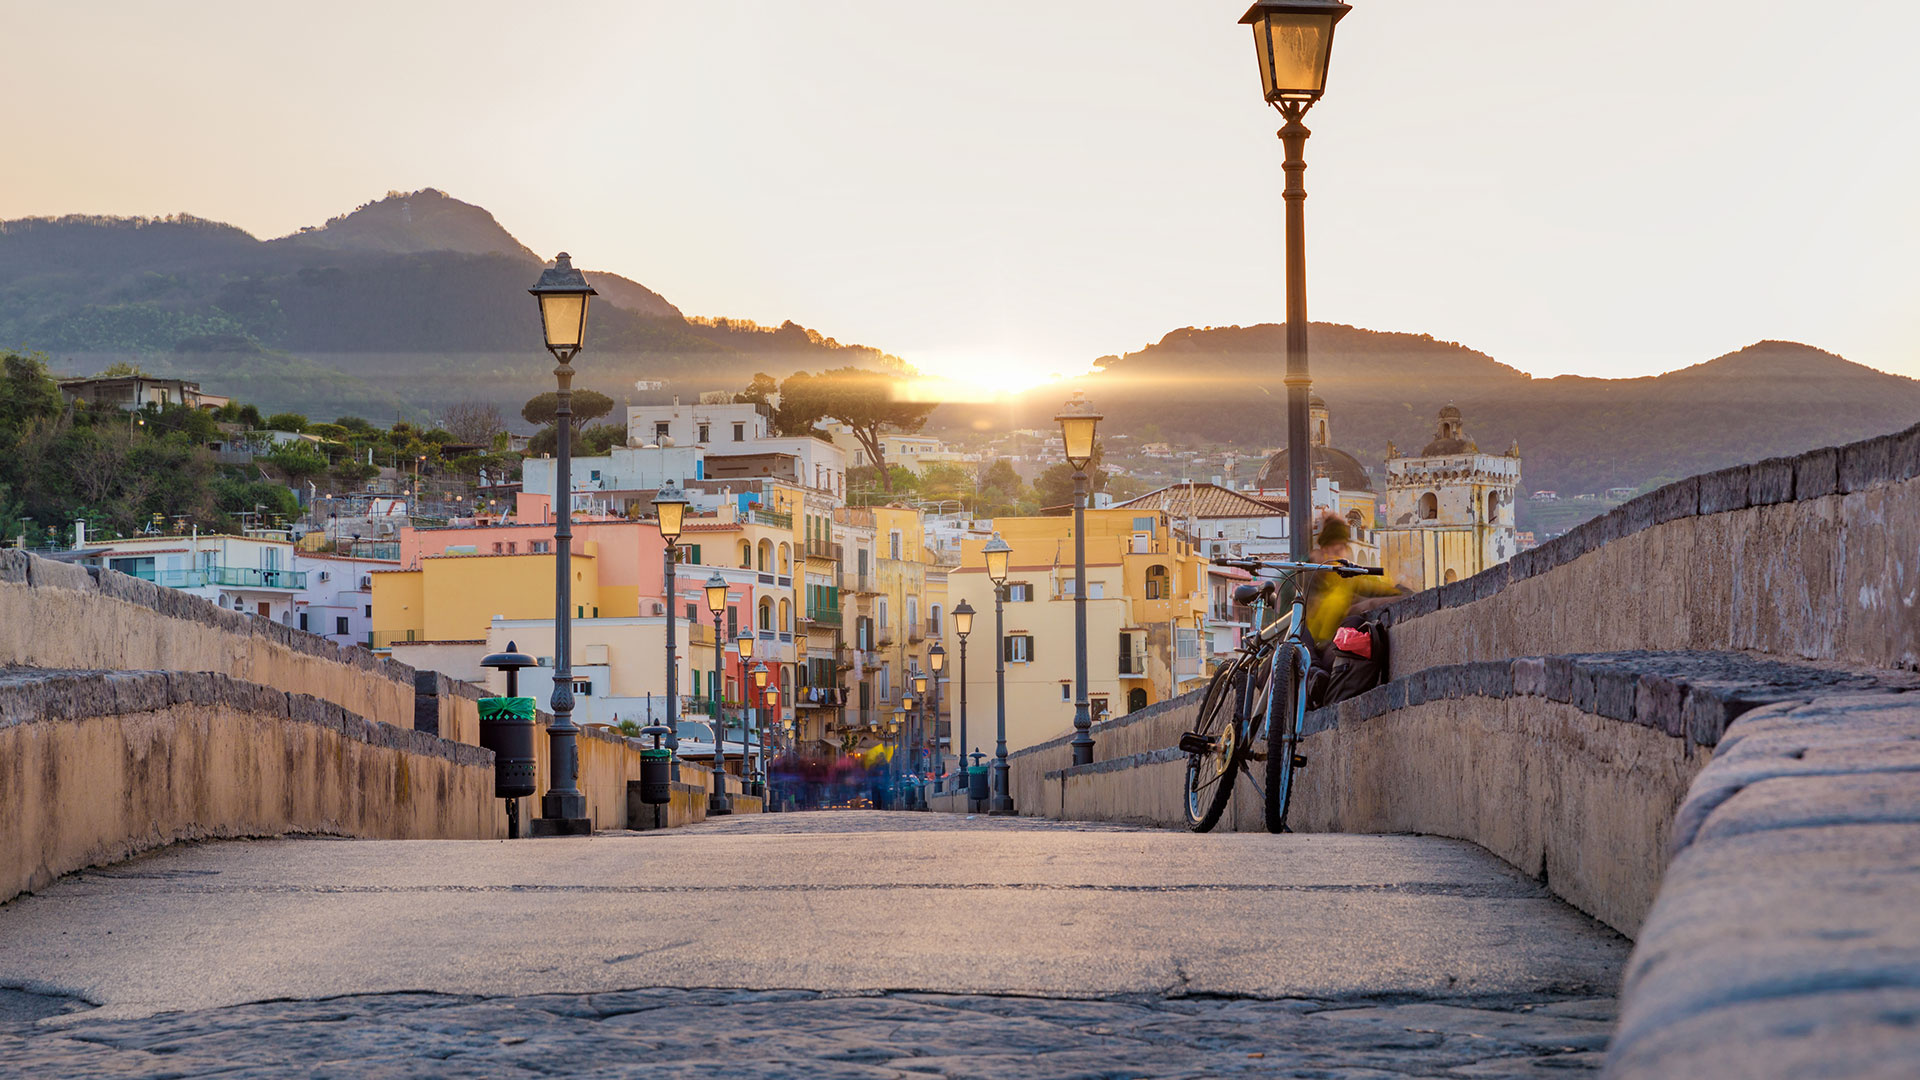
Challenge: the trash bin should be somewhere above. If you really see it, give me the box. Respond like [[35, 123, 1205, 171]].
[[477, 696, 538, 799], [968, 765, 989, 801], [637, 725, 673, 805]]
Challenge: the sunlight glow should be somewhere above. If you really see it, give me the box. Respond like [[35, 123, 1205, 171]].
[[901, 351, 1096, 400]]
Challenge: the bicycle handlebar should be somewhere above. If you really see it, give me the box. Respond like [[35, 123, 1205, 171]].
[[1210, 555, 1385, 578]]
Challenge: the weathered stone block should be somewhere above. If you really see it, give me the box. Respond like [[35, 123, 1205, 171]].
[[105, 671, 171, 716], [1464, 564, 1510, 604], [1466, 660, 1513, 698], [1542, 656, 1576, 702], [1392, 589, 1439, 623], [1592, 667, 1638, 722], [1839, 432, 1899, 493], [1651, 476, 1700, 525], [1569, 664, 1599, 714], [1748, 456, 1795, 506], [1697, 466, 1750, 516], [1794, 446, 1839, 499], [0, 549, 28, 584], [26, 554, 98, 592], [1511, 657, 1546, 697], [1894, 421, 1920, 483], [1634, 673, 1684, 733]]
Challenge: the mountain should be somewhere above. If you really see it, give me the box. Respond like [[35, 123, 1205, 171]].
[[945, 326, 1920, 499], [0, 190, 896, 420]]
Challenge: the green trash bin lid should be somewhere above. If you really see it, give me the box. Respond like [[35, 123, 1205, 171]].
[[640, 747, 672, 760], [478, 696, 537, 721], [968, 765, 986, 776]]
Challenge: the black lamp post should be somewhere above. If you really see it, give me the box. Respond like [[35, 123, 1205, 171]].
[[951, 601, 973, 793], [913, 668, 930, 793], [1240, 0, 1350, 566], [704, 572, 732, 815], [983, 534, 1014, 814], [928, 642, 946, 790], [1056, 392, 1102, 767], [762, 684, 778, 802], [654, 484, 689, 753], [752, 661, 770, 793], [528, 253, 596, 837]]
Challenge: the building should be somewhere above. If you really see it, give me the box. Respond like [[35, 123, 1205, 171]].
[[291, 549, 397, 648], [72, 527, 304, 624], [946, 507, 1210, 758], [57, 374, 229, 412], [1376, 404, 1522, 591], [1253, 395, 1380, 539]]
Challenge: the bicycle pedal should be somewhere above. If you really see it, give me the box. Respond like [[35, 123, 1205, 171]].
[[1177, 732, 1215, 755], [1292, 754, 1308, 768]]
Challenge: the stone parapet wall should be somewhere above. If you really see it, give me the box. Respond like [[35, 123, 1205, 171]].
[[1383, 421, 1920, 675], [0, 666, 500, 905], [1002, 652, 1903, 935], [1605, 693, 1920, 1077], [0, 549, 420, 731]]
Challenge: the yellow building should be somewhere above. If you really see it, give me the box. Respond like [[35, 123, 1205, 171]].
[[946, 508, 1209, 757], [1377, 405, 1522, 591], [371, 547, 605, 647]]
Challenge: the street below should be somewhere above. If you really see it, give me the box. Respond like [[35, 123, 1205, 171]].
[[0, 812, 1627, 1077]]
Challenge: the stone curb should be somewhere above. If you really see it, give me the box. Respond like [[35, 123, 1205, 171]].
[[0, 666, 492, 770], [1377, 418, 1920, 626], [1045, 747, 1186, 781]]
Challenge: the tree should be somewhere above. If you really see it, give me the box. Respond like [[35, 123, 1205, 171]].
[[521, 389, 614, 433], [95, 360, 151, 378], [777, 367, 935, 491], [0, 352, 63, 442], [1032, 442, 1108, 510], [443, 400, 506, 446], [263, 412, 308, 433], [265, 440, 328, 482]]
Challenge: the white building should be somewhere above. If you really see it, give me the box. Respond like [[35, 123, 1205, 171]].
[[627, 400, 770, 448], [292, 550, 399, 648], [76, 528, 305, 624]]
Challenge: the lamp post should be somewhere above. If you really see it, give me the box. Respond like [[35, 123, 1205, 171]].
[[983, 534, 1014, 814], [737, 633, 755, 782], [1056, 392, 1102, 767], [913, 668, 930, 795], [951, 601, 973, 794], [928, 642, 946, 791], [653, 484, 689, 753], [1240, 0, 1350, 566], [763, 684, 778, 804], [900, 693, 916, 807], [527, 253, 596, 836], [704, 572, 732, 815], [752, 661, 770, 795]]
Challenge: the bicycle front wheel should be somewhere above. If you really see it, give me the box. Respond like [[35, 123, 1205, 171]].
[[1264, 648, 1303, 834], [1183, 659, 1249, 832]]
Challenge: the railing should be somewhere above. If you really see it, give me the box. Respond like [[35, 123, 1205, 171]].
[[804, 539, 839, 560], [369, 629, 417, 648], [1118, 650, 1150, 677], [741, 507, 793, 529], [206, 566, 308, 589], [841, 572, 876, 594], [908, 625, 924, 643], [808, 601, 843, 624]]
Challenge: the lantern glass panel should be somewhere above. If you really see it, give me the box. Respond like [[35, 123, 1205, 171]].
[[736, 634, 754, 659], [984, 545, 1010, 585], [539, 293, 589, 350], [706, 581, 728, 614], [655, 498, 686, 542], [952, 605, 974, 638], [1060, 415, 1099, 468], [1254, 13, 1334, 100]]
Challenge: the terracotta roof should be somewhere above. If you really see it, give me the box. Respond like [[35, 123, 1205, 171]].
[[1117, 483, 1289, 519]]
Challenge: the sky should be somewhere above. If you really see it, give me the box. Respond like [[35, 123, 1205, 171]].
[[2, 1, 1916, 392]]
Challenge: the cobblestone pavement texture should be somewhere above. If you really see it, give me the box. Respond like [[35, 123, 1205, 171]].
[[0, 812, 1627, 1076]]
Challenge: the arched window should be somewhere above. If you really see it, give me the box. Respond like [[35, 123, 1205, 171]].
[[1418, 492, 1439, 521], [778, 542, 791, 575], [778, 597, 791, 633], [1345, 509, 1364, 532], [1486, 491, 1502, 523], [1146, 564, 1169, 600], [758, 598, 773, 631], [738, 541, 752, 569], [757, 538, 773, 572], [1443, 568, 1459, 584]]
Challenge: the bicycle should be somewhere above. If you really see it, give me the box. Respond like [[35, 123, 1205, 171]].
[[1178, 555, 1386, 833]]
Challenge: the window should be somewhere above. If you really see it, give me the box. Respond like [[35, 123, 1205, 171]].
[[857, 616, 872, 650], [1145, 565, 1169, 600], [1006, 582, 1033, 603], [506, 542, 518, 554], [364, 604, 372, 617], [1419, 492, 1439, 521], [929, 605, 942, 636], [1090, 696, 1110, 721], [889, 531, 902, 559], [492, 542, 504, 554], [1004, 634, 1033, 663], [336, 616, 350, 635], [686, 603, 698, 624], [906, 597, 918, 631], [759, 599, 773, 631], [573, 680, 593, 697], [297, 612, 309, 631], [589, 470, 601, 483], [726, 605, 738, 640], [1132, 516, 1156, 534], [655, 421, 670, 438], [531, 540, 551, 554], [733, 422, 745, 442], [1060, 682, 1071, 702], [878, 598, 890, 628], [698, 423, 710, 443], [879, 663, 892, 700]]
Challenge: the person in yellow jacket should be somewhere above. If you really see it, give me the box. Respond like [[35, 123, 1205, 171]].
[[1303, 515, 1403, 649]]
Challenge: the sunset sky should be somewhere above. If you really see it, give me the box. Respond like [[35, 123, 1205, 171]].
[[3, 1, 1914, 389]]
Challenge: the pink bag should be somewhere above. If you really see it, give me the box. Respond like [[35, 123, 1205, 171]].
[[1333, 626, 1372, 659]]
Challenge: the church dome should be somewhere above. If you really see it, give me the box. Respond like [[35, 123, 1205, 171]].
[[1419, 403, 1477, 456], [1257, 445, 1374, 493]]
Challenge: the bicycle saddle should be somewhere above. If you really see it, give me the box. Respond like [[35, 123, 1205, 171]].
[[1232, 579, 1277, 605]]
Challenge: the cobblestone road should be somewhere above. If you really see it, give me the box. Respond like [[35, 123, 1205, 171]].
[[0, 812, 1627, 1076]]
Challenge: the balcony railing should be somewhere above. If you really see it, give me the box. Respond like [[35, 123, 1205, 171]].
[[907, 625, 924, 643], [804, 538, 839, 561], [841, 572, 877, 595], [1118, 650, 1150, 677], [741, 507, 793, 529], [369, 629, 418, 648], [807, 601, 843, 624], [130, 566, 308, 590]]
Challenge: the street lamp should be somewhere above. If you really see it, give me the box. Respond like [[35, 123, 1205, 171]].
[[928, 642, 946, 788], [752, 661, 770, 791], [950, 601, 973, 799], [984, 534, 1014, 815], [1240, 1, 1350, 567], [1055, 392, 1103, 767], [527, 252, 597, 836], [763, 685, 780, 804], [704, 572, 732, 815], [653, 483, 689, 752], [912, 669, 930, 787]]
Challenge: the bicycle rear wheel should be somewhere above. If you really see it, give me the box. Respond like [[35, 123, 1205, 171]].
[[1183, 659, 1250, 832], [1264, 648, 1303, 833]]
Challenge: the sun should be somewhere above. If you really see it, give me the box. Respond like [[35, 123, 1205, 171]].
[[899, 351, 1090, 402]]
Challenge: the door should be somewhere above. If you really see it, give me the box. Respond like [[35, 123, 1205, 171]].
[[256, 602, 271, 618]]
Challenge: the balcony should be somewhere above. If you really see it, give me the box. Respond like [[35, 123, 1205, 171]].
[[369, 629, 418, 648], [804, 539, 839, 561], [1118, 650, 1150, 679], [135, 565, 308, 590], [741, 506, 792, 529], [807, 601, 843, 625], [841, 572, 877, 595], [908, 624, 924, 643]]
